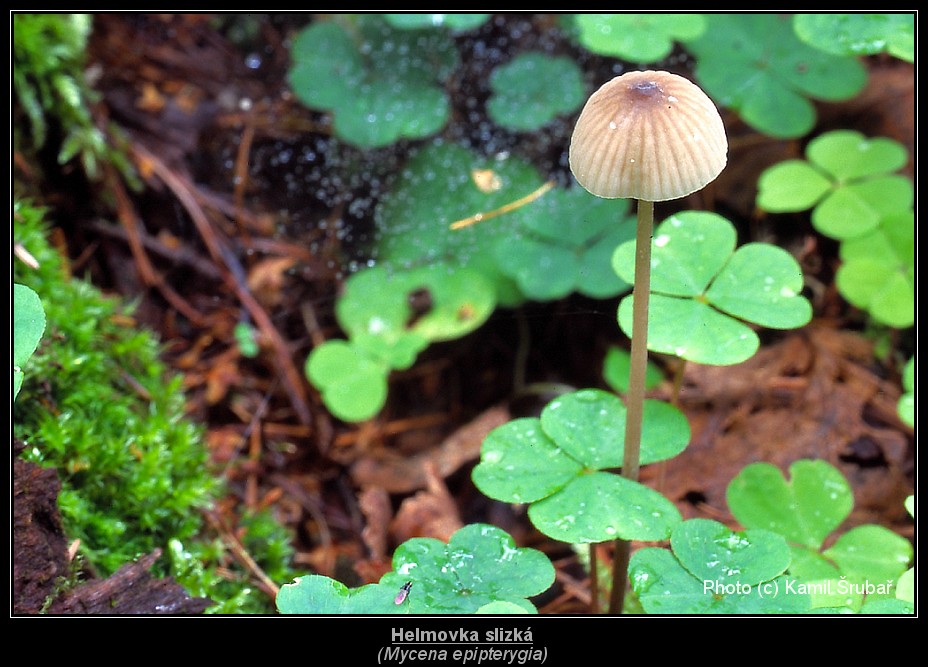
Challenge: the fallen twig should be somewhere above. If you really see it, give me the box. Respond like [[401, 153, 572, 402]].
[[132, 142, 314, 427], [203, 509, 280, 600]]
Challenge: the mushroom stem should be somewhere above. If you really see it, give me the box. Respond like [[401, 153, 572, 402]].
[[609, 197, 654, 614], [622, 198, 654, 482]]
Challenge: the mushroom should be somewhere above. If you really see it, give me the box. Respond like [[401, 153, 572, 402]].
[[568, 70, 728, 613], [569, 69, 727, 202]]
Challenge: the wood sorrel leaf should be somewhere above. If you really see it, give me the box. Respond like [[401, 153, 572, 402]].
[[727, 460, 853, 550], [613, 211, 736, 297], [472, 418, 584, 504], [618, 293, 759, 366], [812, 175, 913, 240], [836, 260, 914, 328], [487, 52, 585, 131], [338, 263, 495, 353], [305, 340, 389, 423], [13, 283, 45, 399], [898, 359, 915, 427], [602, 345, 664, 395], [276, 574, 384, 614], [541, 389, 690, 469], [796, 528, 912, 612], [614, 211, 811, 365], [793, 13, 914, 62], [822, 524, 913, 584], [685, 14, 866, 138], [630, 547, 710, 613], [897, 568, 914, 604], [518, 183, 622, 246], [384, 14, 491, 31], [539, 389, 627, 469], [277, 524, 554, 614], [13, 283, 45, 368], [757, 130, 912, 241], [859, 597, 915, 614], [806, 129, 908, 180], [756, 160, 832, 212], [528, 472, 681, 543], [630, 541, 810, 614], [671, 518, 791, 586], [375, 142, 544, 305], [499, 237, 579, 301], [387, 523, 554, 612], [705, 242, 812, 329], [288, 16, 457, 148], [497, 184, 636, 300], [574, 14, 706, 62], [475, 600, 535, 614], [473, 389, 688, 543], [836, 210, 914, 328]]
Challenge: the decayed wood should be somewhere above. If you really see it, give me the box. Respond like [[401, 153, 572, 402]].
[[47, 550, 213, 615], [13, 441, 212, 615]]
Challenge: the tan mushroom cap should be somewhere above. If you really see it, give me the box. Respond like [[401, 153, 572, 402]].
[[569, 70, 728, 202]]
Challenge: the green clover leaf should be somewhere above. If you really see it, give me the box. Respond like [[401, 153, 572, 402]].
[[573, 14, 706, 63], [602, 346, 664, 396], [686, 14, 867, 138], [337, 262, 495, 359], [792, 13, 914, 62], [288, 16, 457, 148], [898, 357, 914, 427], [473, 389, 687, 543], [495, 185, 636, 300], [728, 459, 913, 612], [276, 524, 554, 614], [836, 210, 914, 328], [13, 283, 46, 399], [822, 525, 913, 585], [384, 14, 491, 32], [629, 519, 808, 614], [307, 262, 496, 422], [305, 340, 390, 423], [727, 460, 853, 550], [613, 211, 811, 366], [375, 142, 545, 305], [757, 130, 912, 241], [487, 52, 586, 132], [671, 518, 792, 586]]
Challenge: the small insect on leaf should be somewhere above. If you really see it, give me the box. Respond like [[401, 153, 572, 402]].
[[395, 581, 413, 605]]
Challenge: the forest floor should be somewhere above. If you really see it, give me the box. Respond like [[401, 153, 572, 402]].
[[13, 14, 915, 615]]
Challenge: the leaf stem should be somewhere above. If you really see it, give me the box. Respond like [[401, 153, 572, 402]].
[[609, 198, 654, 614], [589, 543, 599, 613]]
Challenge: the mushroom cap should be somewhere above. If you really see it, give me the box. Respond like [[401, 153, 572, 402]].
[[569, 70, 728, 201]]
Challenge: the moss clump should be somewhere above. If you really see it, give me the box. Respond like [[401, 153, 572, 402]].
[[13, 14, 137, 183]]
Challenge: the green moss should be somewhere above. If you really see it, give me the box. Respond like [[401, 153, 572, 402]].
[[13, 200, 302, 612], [168, 509, 299, 614], [13, 13, 137, 184]]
